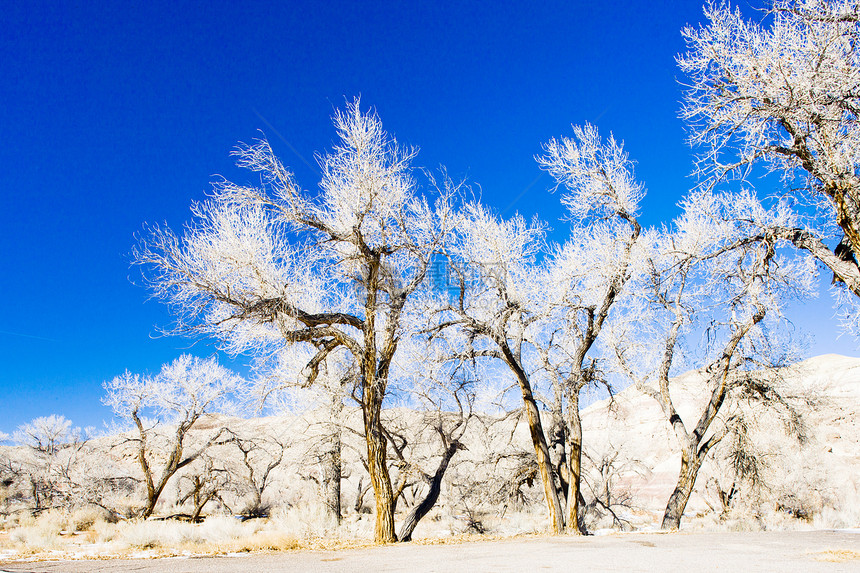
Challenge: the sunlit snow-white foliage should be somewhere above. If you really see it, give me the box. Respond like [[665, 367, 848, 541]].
[[680, 0, 860, 183], [6, 416, 107, 516], [124, 83, 852, 537], [137, 99, 460, 542], [100, 355, 241, 518], [136, 99, 456, 372], [601, 177, 821, 528], [445, 201, 547, 321], [537, 123, 644, 223], [422, 123, 651, 534], [614, 187, 817, 384], [13, 415, 79, 456], [679, 0, 860, 297], [103, 355, 239, 425], [832, 284, 860, 336]]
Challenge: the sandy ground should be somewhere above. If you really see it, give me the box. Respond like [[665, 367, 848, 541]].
[[1, 530, 858, 573]]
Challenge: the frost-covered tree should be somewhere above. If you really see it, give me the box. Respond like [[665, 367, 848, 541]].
[[11, 415, 87, 513], [434, 203, 566, 532], [537, 125, 647, 533], [103, 354, 239, 518], [679, 0, 860, 294], [431, 125, 646, 534], [135, 101, 456, 542], [13, 415, 78, 456], [611, 190, 815, 529]]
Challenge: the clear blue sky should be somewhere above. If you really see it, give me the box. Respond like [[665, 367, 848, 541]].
[[1, 0, 856, 435]]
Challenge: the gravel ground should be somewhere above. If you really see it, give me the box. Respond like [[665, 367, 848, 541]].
[[1, 530, 859, 573]]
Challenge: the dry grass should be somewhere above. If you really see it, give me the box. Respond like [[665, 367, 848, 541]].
[[811, 549, 860, 562], [3, 507, 858, 564], [0, 507, 558, 562]]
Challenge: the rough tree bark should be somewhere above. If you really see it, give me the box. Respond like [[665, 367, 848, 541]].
[[321, 428, 342, 524], [398, 435, 464, 542], [364, 405, 395, 542], [662, 448, 704, 530], [565, 391, 587, 534], [499, 340, 566, 534]]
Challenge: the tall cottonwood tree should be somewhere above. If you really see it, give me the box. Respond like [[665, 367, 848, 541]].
[[135, 101, 455, 542], [680, 0, 860, 294], [434, 125, 647, 534], [611, 190, 815, 529], [436, 203, 566, 532], [537, 125, 647, 533]]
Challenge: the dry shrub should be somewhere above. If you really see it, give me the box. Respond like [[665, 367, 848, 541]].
[[68, 506, 115, 531], [268, 504, 342, 539], [105, 516, 252, 550], [812, 504, 860, 530], [209, 531, 301, 553], [5, 511, 65, 552]]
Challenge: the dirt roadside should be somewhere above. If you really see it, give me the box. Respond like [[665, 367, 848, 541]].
[[1, 530, 858, 573]]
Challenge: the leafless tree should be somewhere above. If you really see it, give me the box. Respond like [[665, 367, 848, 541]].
[[102, 355, 239, 518], [580, 446, 640, 531], [700, 364, 816, 522], [427, 202, 566, 532], [135, 101, 456, 542], [177, 454, 231, 522], [220, 426, 288, 519], [680, 0, 860, 294], [611, 189, 815, 529]]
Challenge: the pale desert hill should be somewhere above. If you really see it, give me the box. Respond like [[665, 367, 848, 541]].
[[577, 354, 860, 530]]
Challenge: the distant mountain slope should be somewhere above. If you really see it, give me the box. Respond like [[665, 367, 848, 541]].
[[578, 354, 860, 529]]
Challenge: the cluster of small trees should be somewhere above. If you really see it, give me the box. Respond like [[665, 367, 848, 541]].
[[0, 358, 291, 523], [3, 0, 858, 542]]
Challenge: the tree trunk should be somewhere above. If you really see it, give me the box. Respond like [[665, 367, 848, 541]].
[[566, 394, 587, 535], [190, 499, 208, 523], [321, 395, 343, 524], [549, 389, 569, 499], [500, 342, 565, 534], [134, 413, 158, 519], [354, 476, 370, 513], [30, 477, 42, 513], [522, 394, 565, 534], [398, 439, 462, 542], [360, 260, 397, 543], [661, 449, 701, 530], [829, 180, 860, 266], [249, 489, 263, 516], [364, 398, 397, 543], [143, 478, 171, 519]]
